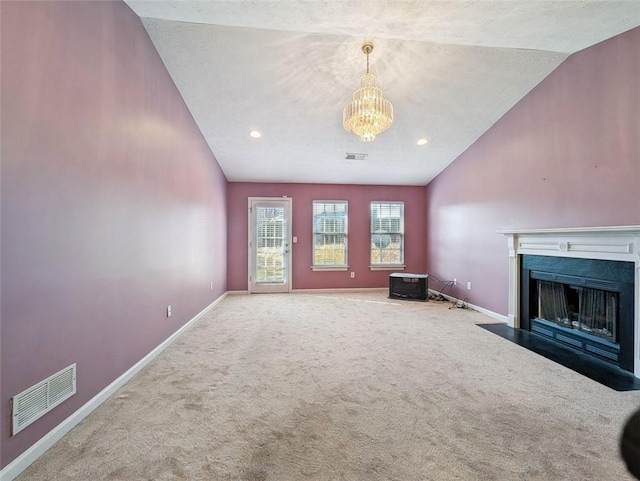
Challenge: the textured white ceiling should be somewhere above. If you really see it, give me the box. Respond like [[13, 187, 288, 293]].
[[125, 1, 640, 185]]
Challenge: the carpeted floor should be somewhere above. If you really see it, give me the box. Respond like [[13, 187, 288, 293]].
[[16, 291, 640, 480]]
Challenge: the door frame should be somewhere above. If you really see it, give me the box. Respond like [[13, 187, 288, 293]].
[[247, 197, 293, 293]]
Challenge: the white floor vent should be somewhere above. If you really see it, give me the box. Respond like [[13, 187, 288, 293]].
[[11, 363, 77, 435]]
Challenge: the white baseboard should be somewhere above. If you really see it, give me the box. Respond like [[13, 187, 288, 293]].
[[293, 287, 387, 294], [229, 288, 387, 295], [428, 289, 508, 323], [0, 292, 228, 481]]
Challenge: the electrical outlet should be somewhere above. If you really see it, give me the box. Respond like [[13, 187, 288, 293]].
[[350, 272, 355, 278], [210, 281, 213, 291], [167, 305, 172, 317], [453, 278, 457, 285], [466, 281, 472, 290]]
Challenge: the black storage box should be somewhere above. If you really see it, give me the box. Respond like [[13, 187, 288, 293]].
[[389, 273, 428, 301]]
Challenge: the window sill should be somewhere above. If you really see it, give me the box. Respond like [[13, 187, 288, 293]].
[[369, 265, 406, 271], [311, 266, 349, 272]]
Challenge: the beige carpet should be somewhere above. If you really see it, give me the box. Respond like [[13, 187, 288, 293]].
[[17, 291, 640, 480]]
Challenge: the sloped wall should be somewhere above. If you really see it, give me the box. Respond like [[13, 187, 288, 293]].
[[1, 0, 227, 467], [425, 26, 640, 315]]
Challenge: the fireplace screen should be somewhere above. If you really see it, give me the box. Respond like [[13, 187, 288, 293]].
[[535, 280, 618, 344]]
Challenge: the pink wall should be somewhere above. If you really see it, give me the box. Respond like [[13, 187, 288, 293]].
[[227, 183, 426, 290], [425, 26, 640, 315], [1, 1, 227, 467]]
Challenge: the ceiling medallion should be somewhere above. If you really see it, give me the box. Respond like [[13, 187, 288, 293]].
[[343, 41, 394, 142]]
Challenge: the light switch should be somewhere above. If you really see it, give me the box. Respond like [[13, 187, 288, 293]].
[[293, 236, 298, 243]]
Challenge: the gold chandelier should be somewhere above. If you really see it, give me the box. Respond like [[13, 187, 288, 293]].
[[343, 42, 393, 142]]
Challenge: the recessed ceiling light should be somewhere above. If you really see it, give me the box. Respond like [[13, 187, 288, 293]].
[[249, 130, 261, 138], [417, 138, 429, 146]]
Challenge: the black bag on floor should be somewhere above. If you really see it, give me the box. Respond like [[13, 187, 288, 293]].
[[621, 407, 640, 479]]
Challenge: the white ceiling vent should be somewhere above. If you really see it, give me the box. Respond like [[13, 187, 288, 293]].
[[345, 152, 368, 161], [11, 363, 77, 435]]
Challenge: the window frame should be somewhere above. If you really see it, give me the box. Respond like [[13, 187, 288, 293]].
[[369, 201, 406, 270], [311, 200, 349, 271]]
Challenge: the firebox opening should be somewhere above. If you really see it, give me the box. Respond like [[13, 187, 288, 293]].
[[534, 280, 618, 344]]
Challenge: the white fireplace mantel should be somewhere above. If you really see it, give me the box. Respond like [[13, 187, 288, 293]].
[[500, 225, 640, 378]]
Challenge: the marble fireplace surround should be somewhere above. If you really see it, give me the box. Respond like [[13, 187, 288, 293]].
[[501, 226, 640, 378]]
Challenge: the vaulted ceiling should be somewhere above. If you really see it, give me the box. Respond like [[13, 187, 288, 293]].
[[125, 1, 640, 185]]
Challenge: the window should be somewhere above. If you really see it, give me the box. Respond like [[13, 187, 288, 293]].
[[370, 201, 404, 267], [313, 201, 348, 268]]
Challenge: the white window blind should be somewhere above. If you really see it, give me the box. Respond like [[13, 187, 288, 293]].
[[313, 201, 348, 267], [370, 201, 404, 265]]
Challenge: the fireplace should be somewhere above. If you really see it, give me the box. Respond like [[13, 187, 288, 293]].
[[501, 226, 640, 378], [520, 255, 634, 371]]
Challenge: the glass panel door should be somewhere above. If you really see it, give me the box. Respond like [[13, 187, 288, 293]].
[[249, 198, 292, 293]]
